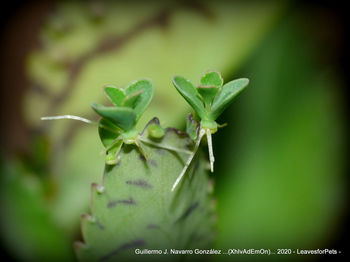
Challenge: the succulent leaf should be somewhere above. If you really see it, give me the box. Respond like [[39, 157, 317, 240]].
[[98, 118, 121, 147], [210, 78, 249, 120], [104, 86, 126, 107], [124, 79, 154, 121], [197, 85, 219, 106], [91, 103, 136, 131], [199, 70, 223, 87], [122, 90, 143, 109], [172, 76, 207, 120], [105, 140, 123, 165]]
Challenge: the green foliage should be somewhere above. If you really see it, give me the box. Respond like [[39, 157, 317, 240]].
[[93, 79, 153, 131], [210, 78, 249, 120], [75, 119, 216, 261], [92, 80, 154, 164], [198, 71, 222, 106], [102, 79, 154, 122], [91, 104, 136, 131], [172, 76, 207, 121], [171, 71, 249, 189], [173, 72, 249, 124]]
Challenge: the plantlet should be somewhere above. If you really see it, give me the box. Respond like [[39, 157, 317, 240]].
[[91, 79, 154, 164], [171, 71, 249, 190], [42, 79, 191, 167]]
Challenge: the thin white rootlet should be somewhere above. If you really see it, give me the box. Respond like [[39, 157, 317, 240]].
[[171, 128, 205, 191], [41, 115, 95, 124], [41, 114, 119, 134], [206, 129, 215, 172]]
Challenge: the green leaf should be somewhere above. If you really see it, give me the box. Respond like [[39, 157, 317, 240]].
[[200, 70, 223, 87], [98, 118, 120, 148], [103, 86, 126, 107], [122, 90, 143, 109], [197, 71, 223, 106], [75, 123, 216, 261], [91, 103, 136, 131], [124, 79, 154, 121], [210, 78, 249, 120], [105, 140, 123, 165], [172, 76, 207, 120], [197, 86, 220, 106]]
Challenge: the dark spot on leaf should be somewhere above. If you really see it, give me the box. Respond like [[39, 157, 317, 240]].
[[175, 202, 199, 223], [147, 224, 160, 229], [150, 159, 157, 167], [81, 213, 92, 220], [100, 239, 146, 261], [126, 179, 152, 189], [107, 197, 136, 208], [156, 149, 166, 155], [139, 155, 147, 162], [96, 220, 105, 230], [165, 127, 189, 138]]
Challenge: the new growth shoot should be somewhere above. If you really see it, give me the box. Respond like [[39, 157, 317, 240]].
[[171, 70, 249, 190], [42, 79, 157, 165]]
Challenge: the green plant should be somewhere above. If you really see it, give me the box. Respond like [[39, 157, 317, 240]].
[[42, 71, 247, 261], [171, 71, 249, 190]]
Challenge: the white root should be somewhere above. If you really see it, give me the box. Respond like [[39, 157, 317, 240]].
[[171, 128, 205, 191], [206, 129, 215, 172], [41, 114, 121, 134], [41, 115, 96, 124]]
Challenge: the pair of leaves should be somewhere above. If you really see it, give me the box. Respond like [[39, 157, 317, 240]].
[[172, 71, 249, 121], [91, 79, 153, 131]]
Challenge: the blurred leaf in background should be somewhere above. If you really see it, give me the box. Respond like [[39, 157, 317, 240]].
[[0, 159, 74, 261], [215, 12, 345, 261]]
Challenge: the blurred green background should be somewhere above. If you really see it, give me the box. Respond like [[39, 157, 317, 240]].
[[0, 1, 347, 261]]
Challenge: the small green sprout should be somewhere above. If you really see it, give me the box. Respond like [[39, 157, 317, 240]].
[[41, 79, 185, 165], [91, 79, 154, 163], [171, 70, 249, 190]]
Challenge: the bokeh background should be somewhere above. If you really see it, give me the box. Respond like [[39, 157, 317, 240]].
[[0, 1, 347, 261]]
